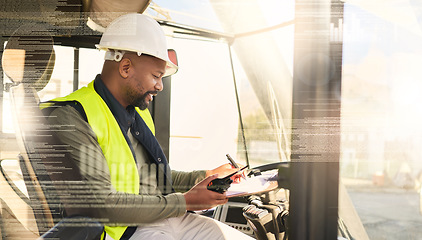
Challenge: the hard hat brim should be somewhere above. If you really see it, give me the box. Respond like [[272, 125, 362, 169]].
[[96, 44, 178, 77]]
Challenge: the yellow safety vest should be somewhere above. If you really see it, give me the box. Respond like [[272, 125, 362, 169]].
[[43, 80, 155, 240]]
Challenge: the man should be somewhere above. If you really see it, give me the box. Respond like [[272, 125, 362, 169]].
[[43, 13, 253, 240]]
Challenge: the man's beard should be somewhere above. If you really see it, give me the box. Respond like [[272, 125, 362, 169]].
[[133, 91, 155, 110]]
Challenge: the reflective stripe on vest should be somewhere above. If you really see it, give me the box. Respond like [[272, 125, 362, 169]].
[[42, 80, 155, 240]]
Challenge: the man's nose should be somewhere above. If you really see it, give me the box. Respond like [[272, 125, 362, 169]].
[[155, 78, 163, 92]]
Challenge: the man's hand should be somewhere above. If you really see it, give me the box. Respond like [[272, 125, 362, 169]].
[[206, 163, 246, 183], [183, 174, 228, 211]]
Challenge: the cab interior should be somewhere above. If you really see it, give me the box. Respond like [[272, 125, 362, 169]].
[[2, 0, 421, 240]]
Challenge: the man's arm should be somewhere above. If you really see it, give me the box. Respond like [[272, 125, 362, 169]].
[[171, 170, 206, 192], [171, 164, 247, 193], [46, 105, 187, 225]]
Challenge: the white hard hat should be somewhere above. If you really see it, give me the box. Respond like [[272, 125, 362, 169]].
[[96, 13, 178, 77]]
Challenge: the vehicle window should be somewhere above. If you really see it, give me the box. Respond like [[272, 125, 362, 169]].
[[167, 9, 295, 170], [38, 45, 74, 102], [233, 24, 294, 168], [340, 3, 422, 239], [2, 45, 104, 134], [168, 38, 240, 171], [78, 47, 105, 87], [2, 45, 75, 133]]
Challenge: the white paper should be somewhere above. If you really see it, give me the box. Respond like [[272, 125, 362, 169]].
[[226, 171, 278, 197]]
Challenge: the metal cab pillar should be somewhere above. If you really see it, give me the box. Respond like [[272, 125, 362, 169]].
[[289, 0, 344, 239]]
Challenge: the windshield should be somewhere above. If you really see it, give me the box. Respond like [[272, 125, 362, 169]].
[[162, 0, 295, 170], [160, 0, 422, 238]]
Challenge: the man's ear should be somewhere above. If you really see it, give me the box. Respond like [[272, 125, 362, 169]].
[[119, 58, 132, 79]]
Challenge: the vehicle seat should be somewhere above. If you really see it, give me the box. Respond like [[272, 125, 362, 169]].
[[1, 24, 103, 239]]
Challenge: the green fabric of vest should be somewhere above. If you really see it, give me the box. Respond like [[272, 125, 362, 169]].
[[43, 81, 156, 240]]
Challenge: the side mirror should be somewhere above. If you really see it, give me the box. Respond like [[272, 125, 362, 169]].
[[168, 49, 178, 67]]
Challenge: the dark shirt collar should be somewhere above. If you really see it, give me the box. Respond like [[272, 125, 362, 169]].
[[92, 75, 172, 191], [93, 74, 136, 133]]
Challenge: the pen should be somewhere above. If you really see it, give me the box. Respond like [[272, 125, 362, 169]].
[[226, 154, 247, 180], [226, 154, 239, 168]]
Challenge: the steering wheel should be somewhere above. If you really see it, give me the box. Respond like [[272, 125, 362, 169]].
[[248, 161, 289, 175], [247, 161, 290, 190]]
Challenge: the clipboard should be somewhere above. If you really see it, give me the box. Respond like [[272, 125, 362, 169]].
[[226, 171, 279, 198]]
